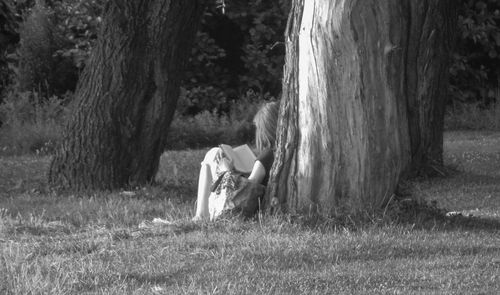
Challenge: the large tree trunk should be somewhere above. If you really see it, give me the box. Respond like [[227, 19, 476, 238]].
[[48, 1, 206, 190], [267, 0, 456, 214]]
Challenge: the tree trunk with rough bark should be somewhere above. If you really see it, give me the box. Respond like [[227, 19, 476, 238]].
[[48, 0, 206, 190], [405, 1, 457, 174], [267, 0, 456, 214]]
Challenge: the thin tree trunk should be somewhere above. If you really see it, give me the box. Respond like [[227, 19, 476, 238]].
[[404, 1, 457, 174], [267, 0, 456, 214], [48, 1, 206, 190]]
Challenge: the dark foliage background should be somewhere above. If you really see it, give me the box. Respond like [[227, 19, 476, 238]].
[[0, 0, 499, 153], [2, 0, 498, 109], [450, 0, 500, 106]]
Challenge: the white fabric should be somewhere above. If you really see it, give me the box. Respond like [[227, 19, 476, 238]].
[[201, 147, 222, 177], [201, 147, 234, 220], [208, 187, 235, 220], [201, 147, 233, 177]]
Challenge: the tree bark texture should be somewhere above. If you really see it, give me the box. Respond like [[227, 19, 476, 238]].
[[404, 1, 457, 173], [267, 0, 456, 214], [49, 0, 206, 190]]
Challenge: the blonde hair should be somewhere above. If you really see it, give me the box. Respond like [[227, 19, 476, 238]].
[[253, 101, 279, 151]]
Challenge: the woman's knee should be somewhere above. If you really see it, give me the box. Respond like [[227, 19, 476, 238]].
[[201, 147, 222, 166]]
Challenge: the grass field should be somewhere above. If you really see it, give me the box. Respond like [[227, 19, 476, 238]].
[[0, 131, 499, 294]]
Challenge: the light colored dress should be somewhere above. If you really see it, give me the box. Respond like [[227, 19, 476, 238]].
[[201, 147, 238, 220], [201, 147, 268, 220]]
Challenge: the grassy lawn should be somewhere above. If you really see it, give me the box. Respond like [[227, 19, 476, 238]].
[[1, 131, 499, 294]]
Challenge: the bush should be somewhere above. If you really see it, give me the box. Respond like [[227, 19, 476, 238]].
[[51, 0, 104, 69], [17, 2, 78, 97], [234, 0, 289, 96], [0, 89, 271, 155], [450, 0, 500, 105], [166, 96, 266, 150], [0, 0, 20, 99], [177, 85, 229, 116], [445, 101, 500, 130], [11, 0, 104, 98], [180, 0, 288, 114], [0, 91, 71, 155]]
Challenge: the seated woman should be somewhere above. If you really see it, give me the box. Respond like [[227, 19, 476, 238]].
[[192, 101, 279, 221]]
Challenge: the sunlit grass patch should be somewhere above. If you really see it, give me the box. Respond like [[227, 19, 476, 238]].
[[0, 192, 195, 233], [1, 214, 499, 294]]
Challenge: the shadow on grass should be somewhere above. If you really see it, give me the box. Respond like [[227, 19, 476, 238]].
[[392, 198, 500, 233], [434, 169, 500, 186], [122, 272, 176, 286], [396, 168, 500, 233], [120, 265, 200, 288], [73, 265, 200, 292], [282, 197, 500, 234], [434, 214, 500, 232]]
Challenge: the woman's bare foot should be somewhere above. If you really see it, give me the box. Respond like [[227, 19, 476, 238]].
[[191, 215, 208, 222]]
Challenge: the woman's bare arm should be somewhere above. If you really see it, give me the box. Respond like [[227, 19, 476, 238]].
[[247, 160, 266, 183]]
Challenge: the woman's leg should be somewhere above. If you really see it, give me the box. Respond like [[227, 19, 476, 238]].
[[193, 148, 220, 220], [193, 163, 212, 220]]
